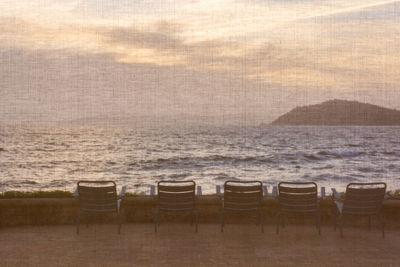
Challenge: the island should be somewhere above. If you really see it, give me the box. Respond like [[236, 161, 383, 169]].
[[270, 99, 400, 126]]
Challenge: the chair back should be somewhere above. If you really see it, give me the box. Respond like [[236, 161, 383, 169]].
[[343, 182, 386, 215], [223, 180, 263, 211], [278, 182, 318, 213], [77, 181, 118, 213], [157, 181, 196, 212]]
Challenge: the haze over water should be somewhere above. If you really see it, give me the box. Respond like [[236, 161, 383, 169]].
[[1, 125, 399, 194]]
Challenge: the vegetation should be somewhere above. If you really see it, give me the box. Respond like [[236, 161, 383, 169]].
[[387, 190, 400, 200], [270, 99, 400, 125], [0, 190, 73, 199], [0, 190, 138, 199]]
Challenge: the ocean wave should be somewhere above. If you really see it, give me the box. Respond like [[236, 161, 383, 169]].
[[48, 179, 68, 187], [358, 167, 385, 173], [133, 155, 278, 170], [347, 144, 361, 147], [312, 174, 359, 183], [317, 150, 363, 158], [168, 173, 189, 179], [382, 151, 399, 156], [302, 154, 323, 161], [312, 164, 334, 170], [3, 126, 400, 194], [213, 173, 235, 181], [4, 179, 38, 186]]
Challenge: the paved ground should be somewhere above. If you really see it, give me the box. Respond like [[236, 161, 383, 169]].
[[0, 223, 399, 266]]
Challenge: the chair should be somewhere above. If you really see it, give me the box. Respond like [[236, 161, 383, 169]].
[[154, 180, 198, 232], [276, 182, 320, 235], [221, 180, 264, 233], [333, 182, 386, 238], [76, 181, 126, 234]]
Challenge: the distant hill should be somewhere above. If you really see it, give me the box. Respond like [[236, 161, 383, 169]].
[[270, 100, 400, 126]]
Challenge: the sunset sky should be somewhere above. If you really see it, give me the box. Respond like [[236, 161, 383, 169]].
[[1, 0, 399, 125]]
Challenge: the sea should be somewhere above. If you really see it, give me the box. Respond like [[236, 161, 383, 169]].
[[1, 125, 399, 194]]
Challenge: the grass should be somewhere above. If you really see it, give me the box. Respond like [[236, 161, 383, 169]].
[[387, 190, 400, 200], [0, 190, 139, 199], [0, 190, 73, 199]]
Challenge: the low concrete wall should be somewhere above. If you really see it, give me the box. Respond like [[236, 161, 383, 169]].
[[0, 197, 399, 226]]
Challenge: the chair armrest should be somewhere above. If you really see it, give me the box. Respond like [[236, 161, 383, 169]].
[[119, 185, 127, 199], [117, 199, 122, 212], [73, 187, 79, 198], [220, 196, 224, 208], [331, 188, 341, 200], [117, 186, 127, 212]]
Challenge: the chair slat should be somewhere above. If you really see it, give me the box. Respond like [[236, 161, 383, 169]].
[[158, 185, 195, 193], [342, 182, 386, 216], [224, 184, 263, 193], [225, 191, 261, 198], [159, 197, 194, 205], [223, 180, 262, 212], [279, 192, 317, 200], [279, 186, 317, 194], [347, 188, 386, 196], [78, 181, 118, 214], [78, 186, 116, 194], [158, 191, 195, 199], [156, 181, 197, 214], [278, 182, 319, 214], [279, 198, 317, 205]]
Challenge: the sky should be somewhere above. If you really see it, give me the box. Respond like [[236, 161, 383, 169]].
[[0, 0, 399, 125]]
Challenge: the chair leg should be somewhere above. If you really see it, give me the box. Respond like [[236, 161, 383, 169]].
[[276, 213, 280, 235], [76, 211, 80, 235], [221, 210, 224, 233], [154, 211, 159, 233], [261, 212, 264, 233], [379, 214, 385, 239], [317, 212, 321, 235], [118, 211, 122, 234], [339, 215, 343, 238], [368, 215, 371, 232], [333, 208, 337, 231], [195, 212, 198, 233]]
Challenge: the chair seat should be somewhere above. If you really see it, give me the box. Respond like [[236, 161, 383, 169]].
[[276, 182, 320, 235], [76, 180, 123, 234], [334, 182, 386, 238], [155, 180, 198, 233]]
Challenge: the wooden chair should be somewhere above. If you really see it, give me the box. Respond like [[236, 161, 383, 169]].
[[276, 182, 320, 235], [76, 181, 125, 234], [333, 182, 386, 238], [221, 180, 264, 233], [154, 180, 198, 232]]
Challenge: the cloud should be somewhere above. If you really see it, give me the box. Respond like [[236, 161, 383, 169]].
[[0, 0, 400, 125], [301, 0, 400, 20], [1, 47, 304, 125]]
